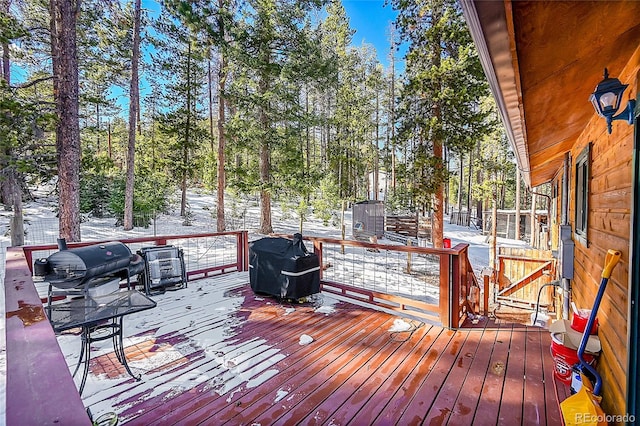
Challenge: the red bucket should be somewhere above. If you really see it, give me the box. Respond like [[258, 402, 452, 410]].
[[550, 332, 596, 384], [571, 309, 598, 335], [443, 238, 451, 248]]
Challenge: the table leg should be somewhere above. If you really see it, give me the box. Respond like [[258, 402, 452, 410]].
[[114, 317, 141, 381], [78, 327, 92, 395], [71, 335, 86, 378]]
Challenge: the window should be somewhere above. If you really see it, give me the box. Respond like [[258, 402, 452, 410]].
[[574, 143, 591, 245]]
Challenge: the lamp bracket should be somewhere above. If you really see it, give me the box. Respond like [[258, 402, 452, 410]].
[[612, 99, 636, 125]]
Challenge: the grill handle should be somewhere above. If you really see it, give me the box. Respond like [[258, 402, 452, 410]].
[[57, 238, 68, 251]]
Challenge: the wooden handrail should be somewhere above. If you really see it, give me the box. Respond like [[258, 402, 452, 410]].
[[273, 233, 473, 329], [22, 231, 248, 277]]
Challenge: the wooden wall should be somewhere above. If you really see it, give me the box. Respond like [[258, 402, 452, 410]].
[[563, 47, 639, 418]]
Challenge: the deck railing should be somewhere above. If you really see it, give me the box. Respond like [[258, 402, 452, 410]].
[[3, 230, 476, 425], [21, 231, 249, 283], [298, 235, 477, 328]]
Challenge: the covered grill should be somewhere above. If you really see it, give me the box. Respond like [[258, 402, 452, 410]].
[[249, 233, 320, 300], [36, 240, 144, 291]]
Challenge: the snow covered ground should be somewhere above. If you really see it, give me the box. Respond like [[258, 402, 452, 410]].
[[0, 189, 530, 421]]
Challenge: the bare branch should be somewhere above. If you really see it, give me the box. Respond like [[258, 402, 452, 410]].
[[11, 76, 54, 89]]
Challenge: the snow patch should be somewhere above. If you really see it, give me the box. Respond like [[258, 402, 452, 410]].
[[247, 369, 279, 388], [389, 318, 413, 333], [274, 388, 289, 403], [299, 334, 314, 345], [314, 306, 335, 315]]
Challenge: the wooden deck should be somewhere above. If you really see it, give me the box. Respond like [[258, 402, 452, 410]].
[[64, 272, 562, 425]]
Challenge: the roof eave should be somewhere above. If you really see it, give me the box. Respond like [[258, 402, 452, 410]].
[[461, 0, 531, 187]]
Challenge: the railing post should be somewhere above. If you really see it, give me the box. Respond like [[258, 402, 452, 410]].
[[484, 274, 490, 316], [451, 252, 461, 329], [236, 232, 243, 271], [240, 231, 249, 272], [313, 240, 323, 281], [439, 253, 451, 328], [244, 231, 249, 271], [24, 248, 34, 273]]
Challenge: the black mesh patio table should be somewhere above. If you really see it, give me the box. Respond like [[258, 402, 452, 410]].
[[48, 289, 157, 395]]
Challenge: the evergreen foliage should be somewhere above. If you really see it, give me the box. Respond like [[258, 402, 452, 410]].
[[392, 0, 489, 210], [109, 167, 172, 227], [5, 0, 520, 236]]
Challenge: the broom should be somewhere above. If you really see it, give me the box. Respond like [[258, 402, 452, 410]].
[[560, 249, 621, 425]]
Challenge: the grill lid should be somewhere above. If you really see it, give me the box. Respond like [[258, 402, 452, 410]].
[[44, 241, 135, 289]]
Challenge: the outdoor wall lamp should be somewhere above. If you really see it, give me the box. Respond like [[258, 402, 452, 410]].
[[590, 68, 636, 134]]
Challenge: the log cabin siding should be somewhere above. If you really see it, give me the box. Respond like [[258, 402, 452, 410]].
[[461, 0, 640, 419], [566, 48, 639, 418]]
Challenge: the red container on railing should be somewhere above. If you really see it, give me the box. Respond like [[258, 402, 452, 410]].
[[443, 238, 451, 248]]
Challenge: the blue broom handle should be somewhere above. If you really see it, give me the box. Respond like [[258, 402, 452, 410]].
[[577, 249, 621, 396]]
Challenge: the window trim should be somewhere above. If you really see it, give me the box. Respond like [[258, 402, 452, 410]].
[[574, 143, 591, 246]]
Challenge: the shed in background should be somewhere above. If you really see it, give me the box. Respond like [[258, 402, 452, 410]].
[[352, 200, 384, 240]]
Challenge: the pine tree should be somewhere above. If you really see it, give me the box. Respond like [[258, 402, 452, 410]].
[[393, 0, 489, 247], [51, 0, 82, 241], [224, 0, 329, 234], [151, 9, 209, 217], [124, 0, 142, 230]]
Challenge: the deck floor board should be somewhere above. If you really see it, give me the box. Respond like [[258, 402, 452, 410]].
[[59, 272, 562, 425], [450, 328, 498, 424], [499, 327, 526, 424]]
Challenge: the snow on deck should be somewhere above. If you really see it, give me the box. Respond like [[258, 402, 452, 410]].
[[56, 272, 561, 425]]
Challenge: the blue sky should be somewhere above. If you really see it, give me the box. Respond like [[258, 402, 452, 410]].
[[342, 0, 404, 68], [10, 1, 405, 108]]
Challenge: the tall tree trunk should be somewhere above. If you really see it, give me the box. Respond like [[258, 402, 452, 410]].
[[95, 99, 100, 151], [51, 0, 81, 242], [475, 143, 482, 228], [1, 0, 9, 81], [216, 46, 227, 231], [1, 0, 23, 245], [259, 139, 272, 234], [456, 154, 463, 225], [216, 1, 228, 232], [432, 19, 444, 249], [208, 59, 215, 153], [9, 173, 24, 246], [444, 146, 449, 214], [389, 23, 397, 196], [124, 0, 141, 231], [107, 121, 112, 159], [258, 56, 272, 234], [305, 86, 310, 172], [433, 138, 444, 248], [466, 150, 472, 226], [181, 41, 192, 217], [374, 88, 379, 200]]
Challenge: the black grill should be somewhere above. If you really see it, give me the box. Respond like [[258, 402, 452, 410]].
[[36, 241, 144, 290], [249, 233, 320, 300]]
